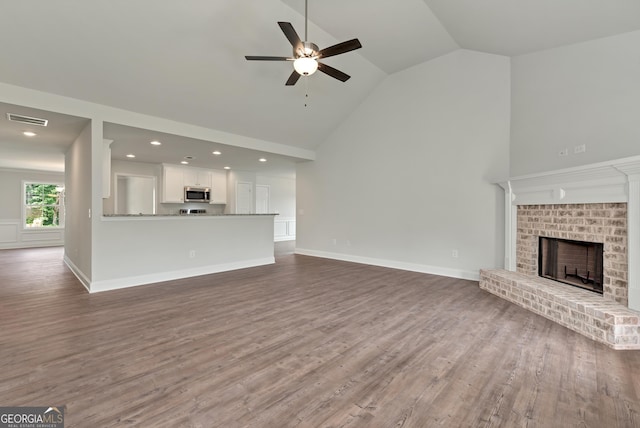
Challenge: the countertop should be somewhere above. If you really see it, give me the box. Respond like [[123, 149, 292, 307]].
[[103, 213, 278, 217]]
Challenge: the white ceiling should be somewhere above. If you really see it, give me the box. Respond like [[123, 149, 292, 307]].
[[1, 0, 639, 173], [105, 123, 306, 178], [0, 102, 89, 172]]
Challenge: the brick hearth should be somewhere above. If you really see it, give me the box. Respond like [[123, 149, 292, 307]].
[[480, 269, 640, 349]]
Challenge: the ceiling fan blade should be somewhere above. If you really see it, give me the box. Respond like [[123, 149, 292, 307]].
[[317, 62, 350, 82], [278, 22, 302, 50], [245, 56, 292, 61], [318, 39, 362, 59], [285, 70, 301, 86]]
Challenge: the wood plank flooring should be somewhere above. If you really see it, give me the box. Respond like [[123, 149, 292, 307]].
[[1, 245, 639, 427]]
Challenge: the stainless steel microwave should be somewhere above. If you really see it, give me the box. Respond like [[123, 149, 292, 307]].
[[184, 186, 210, 202]]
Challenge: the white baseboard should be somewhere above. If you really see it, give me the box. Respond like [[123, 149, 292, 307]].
[[0, 241, 64, 250], [294, 248, 480, 281], [88, 257, 275, 293], [63, 254, 91, 292]]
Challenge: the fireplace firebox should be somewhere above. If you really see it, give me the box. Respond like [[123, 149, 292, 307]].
[[538, 237, 604, 294]]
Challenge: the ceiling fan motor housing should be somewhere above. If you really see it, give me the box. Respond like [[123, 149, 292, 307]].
[[296, 41, 319, 58]]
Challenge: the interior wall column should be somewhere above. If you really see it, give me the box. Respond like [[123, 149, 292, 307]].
[[628, 175, 640, 312], [499, 181, 516, 271], [615, 162, 640, 313]]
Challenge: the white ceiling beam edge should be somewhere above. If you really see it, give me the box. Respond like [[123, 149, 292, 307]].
[[0, 82, 316, 162]]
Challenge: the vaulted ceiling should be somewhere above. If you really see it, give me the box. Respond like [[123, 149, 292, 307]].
[[1, 0, 640, 172]]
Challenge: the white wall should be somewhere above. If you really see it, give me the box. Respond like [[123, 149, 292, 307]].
[[90, 216, 275, 291], [511, 30, 640, 176], [296, 50, 511, 279], [64, 121, 93, 284], [0, 168, 64, 249]]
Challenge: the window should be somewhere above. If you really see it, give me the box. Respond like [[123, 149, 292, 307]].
[[24, 182, 65, 228]]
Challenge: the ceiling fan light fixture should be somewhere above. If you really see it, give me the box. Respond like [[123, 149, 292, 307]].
[[245, 1, 361, 85], [293, 57, 318, 76]]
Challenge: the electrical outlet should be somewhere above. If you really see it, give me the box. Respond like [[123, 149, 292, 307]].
[[331, 238, 337, 245], [558, 148, 568, 157], [189, 250, 196, 258], [574, 144, 586, 154], [452, 250, 459, 258]]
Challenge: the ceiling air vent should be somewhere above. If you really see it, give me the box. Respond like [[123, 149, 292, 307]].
[[6, 113, 48, 127]]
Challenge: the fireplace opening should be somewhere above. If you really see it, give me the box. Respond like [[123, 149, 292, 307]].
[[538, 237, 604, 294]]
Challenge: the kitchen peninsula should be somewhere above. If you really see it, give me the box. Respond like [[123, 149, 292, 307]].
[[78, 213, 278, 293], [87, 154, 295, 294]]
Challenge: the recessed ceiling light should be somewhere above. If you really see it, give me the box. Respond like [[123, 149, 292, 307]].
[[23, 131, 36, 137], [259, 158, 267, 162], [223, 166, 231, 170], [212, 151, 221, 156], [126, 154, 136, 158], [150, 140, 161, 146], [181, 161, 189, 165]]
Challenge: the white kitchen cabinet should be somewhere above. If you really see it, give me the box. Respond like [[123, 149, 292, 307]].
[[162, 165, 185, 203], [162, 165, 225, 204], [210, 169, 227, 204], [183, 168, 212, 188]]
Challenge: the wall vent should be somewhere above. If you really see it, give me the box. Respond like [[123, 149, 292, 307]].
[[6, 113, 48, 127]]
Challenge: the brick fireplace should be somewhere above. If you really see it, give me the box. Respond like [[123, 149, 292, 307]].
[[479, 156, 640, 349], [517, 203, 626, 304]]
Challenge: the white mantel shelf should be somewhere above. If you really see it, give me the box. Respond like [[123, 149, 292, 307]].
[[497, 155, 640, 313]]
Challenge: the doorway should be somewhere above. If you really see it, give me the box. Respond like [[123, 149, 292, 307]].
[[236, 181, 253, 214], [255, 185, 270, 214], [114, 174, 157, 215]]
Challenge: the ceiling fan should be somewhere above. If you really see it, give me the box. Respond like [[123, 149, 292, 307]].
[[245, 0, 362, 86]]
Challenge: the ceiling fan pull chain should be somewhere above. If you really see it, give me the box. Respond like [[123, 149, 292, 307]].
[[304, 77, 310, 107]]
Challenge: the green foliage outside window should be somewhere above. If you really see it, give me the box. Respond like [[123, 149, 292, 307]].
[[25, 183, 64, 227]]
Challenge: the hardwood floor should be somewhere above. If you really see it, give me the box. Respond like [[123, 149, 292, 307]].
[[1, 245, 639, 427]]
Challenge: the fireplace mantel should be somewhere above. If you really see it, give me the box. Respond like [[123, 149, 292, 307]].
[[498, 155, 640, 313]]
